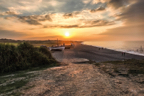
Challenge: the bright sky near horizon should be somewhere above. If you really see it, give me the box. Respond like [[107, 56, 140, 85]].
[[0, 0, 144, 41]]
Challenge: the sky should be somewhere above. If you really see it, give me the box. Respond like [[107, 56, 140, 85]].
[[0, 0, 144, 41]]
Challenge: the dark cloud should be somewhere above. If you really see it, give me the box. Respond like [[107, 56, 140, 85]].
[[0, 30, 27, 38], [108, 0, 129, 9], [38, 15, 52, 22], [25, 19, 41, 25], [5, 11, 20, 15], [90, 7, 105, 13], [63, 12, 80, 19], [60, 0, 85, 13], [28, 35, 63, 40], [80, 20, 115, 28], [101, 25, 144, 36], [16, 14, 52, 25], [44, 20, 115, 28], [118, 0, 144, 24], [45, 15, 52, 21], [40, 0, 104, 13], [0, 6, 8, 12], [63, 13, 73, 19], [44, 25, 79, 28], [0, 11, 20, 16], [101, 0, 144, 40]]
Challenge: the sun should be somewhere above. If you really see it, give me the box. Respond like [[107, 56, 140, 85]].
[[65, 32, 70, 37]]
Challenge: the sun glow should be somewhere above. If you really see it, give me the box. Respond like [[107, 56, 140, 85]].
[[65, 32, 70, 37]]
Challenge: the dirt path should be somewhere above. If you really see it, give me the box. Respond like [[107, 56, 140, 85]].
[[21, 63, 144, 96]]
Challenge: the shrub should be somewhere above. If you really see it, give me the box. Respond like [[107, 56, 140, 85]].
[[0, 42, 57, 74]]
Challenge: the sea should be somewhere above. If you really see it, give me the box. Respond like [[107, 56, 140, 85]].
[[83, 41, 144, 56]]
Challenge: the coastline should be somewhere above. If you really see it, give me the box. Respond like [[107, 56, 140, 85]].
[[52, 43, 144, 63], [83, 43, 144, 57]]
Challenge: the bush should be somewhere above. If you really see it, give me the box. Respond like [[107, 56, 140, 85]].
[[39, 46, 53, 58], [0, 42, 57, 74]]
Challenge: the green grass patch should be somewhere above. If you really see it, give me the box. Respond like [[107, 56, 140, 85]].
[[23, 85, 35, 90], [9, 92, 22, 96], [0, 42, 58, 74], [103, 59, 144, 76], [128, 70, 144, 76], [103, 60, 123, 64], [94, 63, 100, 66], [119, 74, 129, 77], [0, 80, 28, 94]]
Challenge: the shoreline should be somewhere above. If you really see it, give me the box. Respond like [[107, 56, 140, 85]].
[[82, 43, 144, 57], [52, 43, 144, 63]]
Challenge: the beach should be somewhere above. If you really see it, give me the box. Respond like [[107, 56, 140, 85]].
[[19, 43, 144, 96], [52, 43, 144, 63]]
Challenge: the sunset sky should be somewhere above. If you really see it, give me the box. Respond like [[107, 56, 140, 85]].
[[0, 0, 144, 41]]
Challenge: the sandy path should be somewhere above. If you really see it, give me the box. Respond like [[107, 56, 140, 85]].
[[22, 64, 144, 96]]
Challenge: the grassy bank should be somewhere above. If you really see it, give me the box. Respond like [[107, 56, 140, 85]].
[[0, 42, 59, 95], [0, 66, 49, 96], [0, 42, 58, 74]]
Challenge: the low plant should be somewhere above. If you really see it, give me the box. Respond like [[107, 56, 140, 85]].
[[0, 42, 57, 74]]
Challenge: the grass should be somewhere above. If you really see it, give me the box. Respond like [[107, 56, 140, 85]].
[[0, 39, 80, 47], [0, 72, 36, 95], [118, 74, 129, 77], [0, 63, 56, 96], [128, 69, 144, 76], [103, 60, 124, 64], [103, 59, 144, 75], [8, 92, 22, 96], [0, 42, 58, 74], [0, 42, 60, 95], [0, 80, 28, 94]]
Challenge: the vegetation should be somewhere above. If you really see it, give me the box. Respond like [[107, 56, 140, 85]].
[[0, 63, 55, 96], [0, 42, 57, 74], [101, 59, 144, 76], [0, 80, 28, 94], [0, 38, 82, 47]]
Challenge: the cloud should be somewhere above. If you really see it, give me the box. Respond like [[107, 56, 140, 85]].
[[92, 0, 130, 9], [28, 35, 63, 40], [118, 0, 144, 25], [63, 13, 73, 19], [0, 6, 8, 12], [92, 0, 108, 4], [38, 15, 52, 22], [5, 11, 21, 15], [100, 0, 144, 40], [63, 12, 80, 19], [43, 19, 115, 28], [1, 0, 143, 41], [83, 0, 91, 4], [90, 7, 105, 13], [101, 25, 144, 36], [85, 20, 114, 25], [15, 14, 52, 25], [0, 30, 27, 38], [0, 11, 21, 16], [108, 0, 129, 9], [43, 25, 79, 28], [25, 19, 41, 25]]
